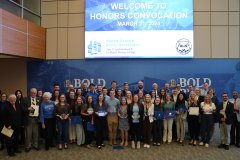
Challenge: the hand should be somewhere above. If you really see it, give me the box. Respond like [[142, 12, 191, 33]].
[[8, 126, 11, 129], [42, 124, 46, 129], [221, 118, 225, 122], [91, 121, 94, 125], [28, 107, 33, 111]]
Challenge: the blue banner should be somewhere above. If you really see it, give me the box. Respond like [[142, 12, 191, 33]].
[[27, 59, 240, 99]]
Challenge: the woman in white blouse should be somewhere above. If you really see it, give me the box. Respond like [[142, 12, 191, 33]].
[[199, 94, 216, 147]]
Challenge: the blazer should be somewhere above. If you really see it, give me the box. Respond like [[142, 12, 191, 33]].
[[128, 103, 144, 124], [217, 101, 234, 125], [144, 103, 154, 123], [22, 97, 41, 126], [3, 101, 22, 129]]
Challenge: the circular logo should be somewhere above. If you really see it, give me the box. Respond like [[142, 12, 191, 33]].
[[176, 38, 192, 55]]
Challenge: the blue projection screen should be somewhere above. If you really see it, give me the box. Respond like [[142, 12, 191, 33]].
[[85, 0, 193, 58]]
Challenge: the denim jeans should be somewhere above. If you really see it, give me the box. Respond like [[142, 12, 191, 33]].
[[56, 119, 69, 144]]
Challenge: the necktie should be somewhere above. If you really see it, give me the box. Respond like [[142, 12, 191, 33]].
[[13, 104, 16, 111], [32, 98, 36, 105]]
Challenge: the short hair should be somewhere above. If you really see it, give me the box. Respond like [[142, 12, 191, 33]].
[[102, 87, 107, 90], [8, 94, 16, 100], [123, 82, 128, 86], [222, 92, 228, 96], [30, 88, 37, 93], [111, 81, 117, 84], [53, 83, 60, 87], [43, 92, 52, 99]]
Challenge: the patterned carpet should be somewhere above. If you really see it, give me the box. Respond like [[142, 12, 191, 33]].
[[1, 125, 240, 160]]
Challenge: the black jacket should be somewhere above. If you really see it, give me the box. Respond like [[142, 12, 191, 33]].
[[22, 97, 41, 126], [127, 103, 144, 124], [217, 101, 234, 125], [3, 101, 22, 129]]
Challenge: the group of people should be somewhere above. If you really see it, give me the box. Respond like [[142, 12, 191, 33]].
[[0, 81, 240, 157]]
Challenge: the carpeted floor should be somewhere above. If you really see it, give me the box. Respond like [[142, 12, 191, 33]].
[[0, 125, 240, 160]]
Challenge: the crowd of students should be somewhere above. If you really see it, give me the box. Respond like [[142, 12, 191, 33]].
[[0, 81, 240, 157]]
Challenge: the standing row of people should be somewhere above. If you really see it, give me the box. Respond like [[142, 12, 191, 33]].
[[0, 81, 240, 158]]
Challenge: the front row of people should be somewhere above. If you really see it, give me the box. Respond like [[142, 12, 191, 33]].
[[0, 90, 238, 157]]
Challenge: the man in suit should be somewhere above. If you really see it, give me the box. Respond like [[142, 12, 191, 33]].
[[23, 88, 41, 152], [229, 91, 240, 147], [134, 81, 148, 95], [217, 92, 234, 150]]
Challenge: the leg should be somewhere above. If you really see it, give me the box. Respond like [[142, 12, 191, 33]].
[[167, 119, 173, 143], [163, 119, 168, 142], [107, 117, 113, 145], [176, 115, 180, 141], [33, 119, 39, 148], [180, 118, 185, 142], [125, 130, 129, 146], [226, 124, 231, 145], [120, 129, 124, 146], [25, 118, 33, 149], [112, 117, 118, 144]]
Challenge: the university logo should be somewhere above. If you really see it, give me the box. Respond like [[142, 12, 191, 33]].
[[176, 38, 192, 55], [88, 41, 102, 55]]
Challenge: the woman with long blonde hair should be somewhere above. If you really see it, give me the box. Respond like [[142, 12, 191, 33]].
[[143, 94, 154, 148], [199, 94, 216, 147]]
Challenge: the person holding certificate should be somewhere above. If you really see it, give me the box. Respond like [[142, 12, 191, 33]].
[[3, 94, 22, 156], [199, 94, 216, 148], [143, 94, 154, 148], [23, 88, 41, 152], [118, 97, 129, 147], [152, 97, 164, 146], [106, 90, 120, 146], [94, 94, 107, 149], [0, 93, 8, 151], [128, 94, 144, 149], [55, 94, 70, 150], [175, 93, 188, 144], [163, 94, 175, 144], [74, 97, 85, 146], [81, 95, 95, 148], [40, 92, 55, 150], [187, 91, 200, 146]]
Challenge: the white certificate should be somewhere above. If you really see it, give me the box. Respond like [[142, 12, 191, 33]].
[[30, 105, 39, 117], [98, 112, 105, 117], [1, 126, 14, 138], [189, 107, 199, 116]]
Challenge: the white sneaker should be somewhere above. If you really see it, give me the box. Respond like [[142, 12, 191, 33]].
[[205, 143, 209, 148], [137, 141, 140, 149], [143, 144, 147, 148], [131, 141, 135, 149], [157, 143, 161, 146], [146, 145, 150, 148], [199, 142, 204, 146]]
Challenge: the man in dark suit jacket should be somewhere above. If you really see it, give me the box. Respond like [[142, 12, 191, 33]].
[[217, 92, 234, 150], [133, 81, 148, 95], [3, 94, 22, 156], [23, 88, 41, 152]]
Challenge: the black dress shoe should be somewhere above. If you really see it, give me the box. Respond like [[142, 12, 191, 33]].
[[8, 153, 16, 157], [224, 145, 229, 150], [14, 150, 22, 153], [218, 144, 225, 148], [33, 147, 40, 151], [230, 142, 235, 145], [25, 148, 31, 152]]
